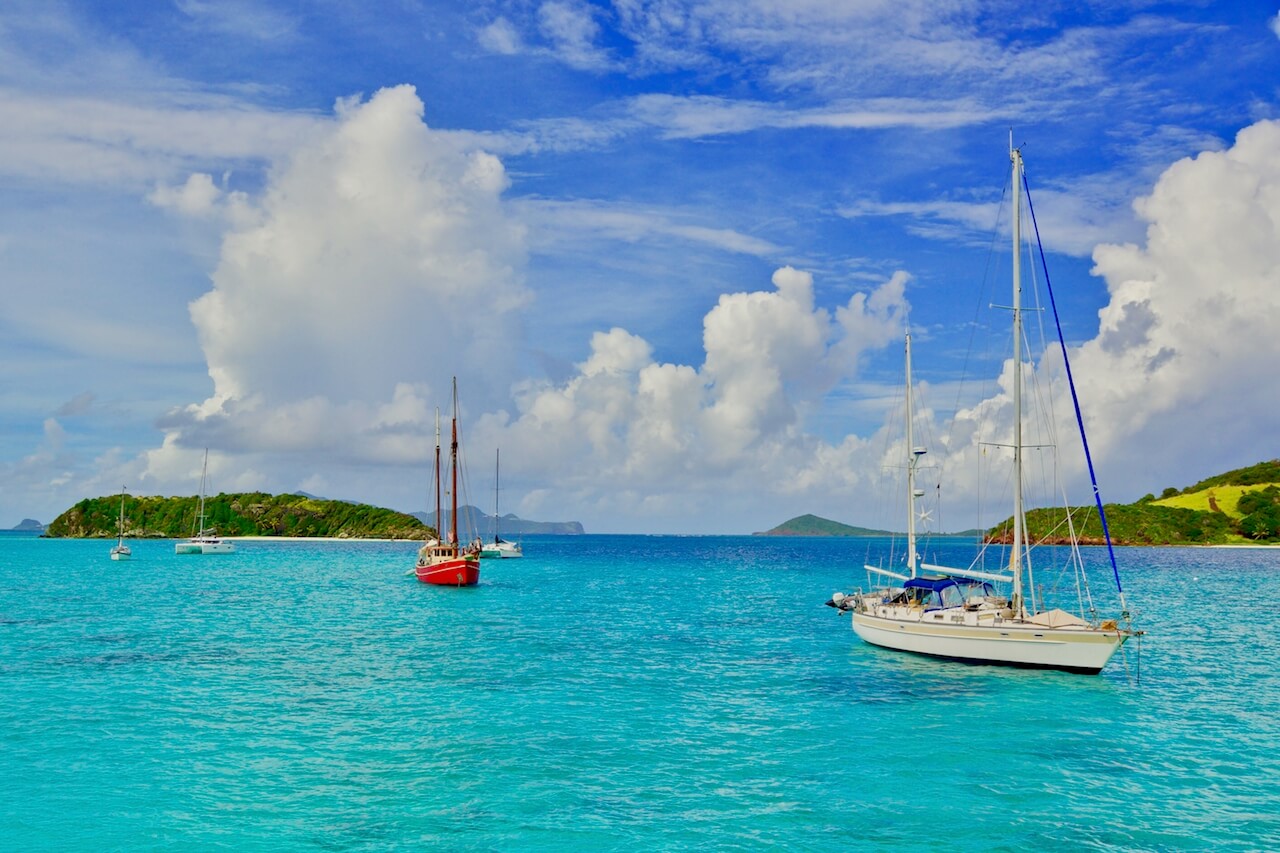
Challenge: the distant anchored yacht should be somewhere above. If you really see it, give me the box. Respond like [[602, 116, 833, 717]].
[[175, 450, 235, 555]]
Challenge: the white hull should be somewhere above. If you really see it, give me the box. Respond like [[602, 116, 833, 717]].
[[110, 547, 131, 561], [175, 539, 235, 554], [480, 541, 522, 559], [851, 611, 1126, 674]]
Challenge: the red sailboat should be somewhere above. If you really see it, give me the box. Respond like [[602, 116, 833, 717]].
[[415, 378, 481, 586]]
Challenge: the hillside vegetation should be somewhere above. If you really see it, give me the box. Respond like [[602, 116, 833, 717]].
[[45, 493, 433, 540], [1175, 459, 1280, 494], [990, 459, 1280, 545]]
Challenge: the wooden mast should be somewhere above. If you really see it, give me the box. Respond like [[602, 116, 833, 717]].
[[450, 377, 459, 546], [433, 407, 441, 545]]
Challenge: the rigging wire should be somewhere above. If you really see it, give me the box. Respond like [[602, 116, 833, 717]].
[[868, 351, 908, 577], [939, 169, 1011, 575], [1021, 170, 1127, 609]]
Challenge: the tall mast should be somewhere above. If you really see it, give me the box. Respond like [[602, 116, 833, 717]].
[[905, 330, 923, 578], [494, 448, 501, 541], [450, 377, 459, 546], [1010, 143, 1025, 617], [197, 448, 209, 535], [433, 407, 441, 543], [118, 487, 126, 546]]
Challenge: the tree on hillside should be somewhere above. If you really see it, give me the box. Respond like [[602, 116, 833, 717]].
[[1237, 486, 1280, 540]]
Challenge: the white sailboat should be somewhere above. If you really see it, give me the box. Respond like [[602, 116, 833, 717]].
[[828, 143, 1138, 674], [109, 487, 132, 561], [175, 449, 235, 555], [480, 448, 522, 559]]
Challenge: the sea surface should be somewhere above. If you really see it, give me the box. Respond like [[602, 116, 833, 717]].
[[2, 531, 1278, 851]]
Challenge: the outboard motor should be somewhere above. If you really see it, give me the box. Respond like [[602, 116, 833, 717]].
[[825, 591, 853, 612]]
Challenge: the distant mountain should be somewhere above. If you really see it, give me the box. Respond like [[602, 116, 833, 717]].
[[754, 514, 893, 537], [413, 505, 585, 536], [11, 518, 44, 531]]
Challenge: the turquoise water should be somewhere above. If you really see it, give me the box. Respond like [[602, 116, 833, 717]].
[[2, 531, 1279, 851]]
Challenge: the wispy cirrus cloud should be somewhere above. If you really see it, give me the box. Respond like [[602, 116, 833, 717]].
[[473, 1, 1241, 164], [476, 1, 615, 71], [0, 2, 320, 190], [436, 93, 998, 158], [625, 94, 1000, 139], [839, 164, 1158, 259], [175, 0, 300, 42], [838, 198, 1005, 249], [537, 0, 615, 71], [515, 197, 781, 257], [0, 89, 324, 188], [475, 1, 1210, 102], [478, 16, 523, 55]]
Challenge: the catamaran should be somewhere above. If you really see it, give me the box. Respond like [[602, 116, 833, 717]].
[[480, 448, 522, 559], [827, 143, 1139, 674], [415, 379, 481, 586], [109, 487, 131, 561], [175, 449, 235, 555]]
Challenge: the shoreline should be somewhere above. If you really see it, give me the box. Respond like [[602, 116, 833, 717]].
[[1201, 542, 1280, 549], [229, 535, 420, 543]]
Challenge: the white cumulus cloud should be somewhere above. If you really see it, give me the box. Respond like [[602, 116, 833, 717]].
[[470, 265, 909, 528], [149, 172, 228, 217], [144, 84, 529, 487], [1073, 119, 1280, 488]]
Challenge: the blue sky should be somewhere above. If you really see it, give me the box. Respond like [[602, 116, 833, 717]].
[[3, 0, 1280, 534]]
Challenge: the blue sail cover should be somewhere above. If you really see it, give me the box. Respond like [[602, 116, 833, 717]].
[[903, 576, 986, 592]]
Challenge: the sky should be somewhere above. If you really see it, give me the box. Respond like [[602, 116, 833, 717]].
[[3, 0, 1280, 534]]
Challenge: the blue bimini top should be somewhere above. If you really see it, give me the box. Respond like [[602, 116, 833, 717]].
[[903, 575, 986, 592], [903, 575, 996, 611]]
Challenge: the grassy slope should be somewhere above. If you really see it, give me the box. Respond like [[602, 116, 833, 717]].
[[1152, 483, 1280, 519]]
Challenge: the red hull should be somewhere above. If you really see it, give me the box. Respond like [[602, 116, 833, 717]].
[[415, 557, 480, 587]]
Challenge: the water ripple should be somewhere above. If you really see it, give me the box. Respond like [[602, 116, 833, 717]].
[[1, 537, 1278, 850]]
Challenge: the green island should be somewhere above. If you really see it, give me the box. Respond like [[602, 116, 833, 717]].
[[754, 514, 893, 537], [761, 459, 1280, 545], [756, 513, 981, 538], [44, 492, 433, 540], [998, 459, 1280, 546]]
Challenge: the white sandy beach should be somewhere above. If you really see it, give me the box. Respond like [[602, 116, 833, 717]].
[[228, 535, 424, 543]]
